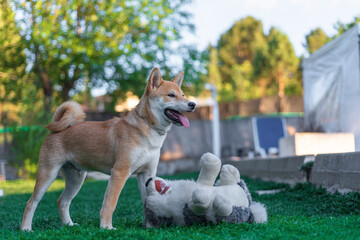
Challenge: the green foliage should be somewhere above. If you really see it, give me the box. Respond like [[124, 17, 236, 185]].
[[1, 174, 360, 239], [0, 1, 46, 126], [180, 46, 208, 96], [10, 0, 198, 114], [230, 61, 260, 100], [11, 126, 49, 179], [264, 28, 300, 97], [304, 28, 329, 54], [218, 16, 266, 82], [207, 16, 301, 102], [306, 17, 359, 56], [334, 16, 360, 37], [7, 83, 49, 177], [0, 0, 27, 104], [300, 161, 314, 172]]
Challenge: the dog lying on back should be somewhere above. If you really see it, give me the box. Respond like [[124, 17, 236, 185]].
[[144, 153, 268, 227], [21, 68, 196, 231]]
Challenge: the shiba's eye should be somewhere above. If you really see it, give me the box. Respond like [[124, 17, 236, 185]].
[[168, 93, 176, 98]]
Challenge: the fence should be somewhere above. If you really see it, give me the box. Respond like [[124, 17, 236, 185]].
[[0, 95, 304, 178], [185, 95, 303, 120], [160, 117, 304, 161]]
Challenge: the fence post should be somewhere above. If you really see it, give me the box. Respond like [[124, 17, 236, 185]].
[[205, 84, 221, 157], [0, 160, 6, 181]]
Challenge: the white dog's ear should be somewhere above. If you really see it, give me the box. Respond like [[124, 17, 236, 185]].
[[172, 71, 184, 87], [145, 177, 156, 196], [147, 68, 164, 91]]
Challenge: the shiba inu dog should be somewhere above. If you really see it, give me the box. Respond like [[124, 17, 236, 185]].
[[21, 68, 196, 231]]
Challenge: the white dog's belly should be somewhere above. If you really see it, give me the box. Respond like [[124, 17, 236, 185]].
[[214, 186, 249, 207]]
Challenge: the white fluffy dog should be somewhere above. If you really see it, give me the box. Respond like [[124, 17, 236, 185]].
[[144, 153, 267, 227]]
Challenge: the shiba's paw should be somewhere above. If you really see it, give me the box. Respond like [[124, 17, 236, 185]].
[[20, 227, 33, 232], [100, 224, 117, 230]]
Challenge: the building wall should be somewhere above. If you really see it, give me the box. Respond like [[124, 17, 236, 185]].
[[161, 117, 304, 160]]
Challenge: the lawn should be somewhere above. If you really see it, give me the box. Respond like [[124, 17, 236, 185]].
[[1, 172, 360, 240]]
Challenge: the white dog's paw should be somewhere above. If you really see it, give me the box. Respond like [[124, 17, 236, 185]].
[[189, 188, 212, 215], [200, 153, 221, 167], [197, 153, 222, 186], [219, 164, 240, 185], [213, 194, 232, 217]]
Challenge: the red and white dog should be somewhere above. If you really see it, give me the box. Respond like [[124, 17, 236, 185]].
[[21, 68, 196, 230]]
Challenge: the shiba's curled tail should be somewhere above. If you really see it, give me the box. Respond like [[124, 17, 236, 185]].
[[45, 101, 85, 132]]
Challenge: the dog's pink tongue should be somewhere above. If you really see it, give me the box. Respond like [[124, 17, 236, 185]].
[[178, 113, 190, 128]]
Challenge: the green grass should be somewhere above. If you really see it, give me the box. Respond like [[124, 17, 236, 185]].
[[1, 172, 360, 240]]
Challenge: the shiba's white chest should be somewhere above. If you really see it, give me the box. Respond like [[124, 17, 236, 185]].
[[130, 129, 167, 174]]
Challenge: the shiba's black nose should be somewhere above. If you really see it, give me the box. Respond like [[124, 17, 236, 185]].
[[188, 102, 196, 109]]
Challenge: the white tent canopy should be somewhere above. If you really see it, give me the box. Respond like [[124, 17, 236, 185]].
[[302, 23, 360, 150]]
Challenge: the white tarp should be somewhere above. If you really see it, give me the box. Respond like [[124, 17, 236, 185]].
[[302, 23, 360, 150]]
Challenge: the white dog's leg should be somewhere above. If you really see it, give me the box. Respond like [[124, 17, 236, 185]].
[[213, 194, 233, 217], [197, 153, 221, 186], [57, 163, 87, 226], [219, 164, 240, 186], [188, 188, 212, 215]]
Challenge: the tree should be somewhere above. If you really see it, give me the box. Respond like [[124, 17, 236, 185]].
[[304, 27, 329, 54], [266, 28, 299, 97], [11, 0, 194, 115], [180, 45, 208, 96], [218, 16, 266, 85], [212, 17, 301, 102], [231, 60, 259, 100], [0, 0, 27, 124], [334, 16, 360, 36], [252, 40, 271, 98], [206, 47, 224, 99]]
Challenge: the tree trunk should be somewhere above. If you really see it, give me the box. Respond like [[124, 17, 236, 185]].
[[277, 72, 284, 113], [61, 81, 74, 102], [41, 72, 53, 118], [34, 46, 53, 119], [278, 72, 284, 97], [259, 78, 267, 98]]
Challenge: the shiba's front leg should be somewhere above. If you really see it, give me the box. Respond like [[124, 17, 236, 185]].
[[100, 167, 130, 229], [136, 160, 159, 204]]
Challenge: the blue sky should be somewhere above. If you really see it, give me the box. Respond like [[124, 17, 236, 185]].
[[182, 0, 360, 56]]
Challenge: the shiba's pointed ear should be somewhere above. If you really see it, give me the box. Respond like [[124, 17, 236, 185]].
[[172, 71, 184, 87], [147, 68, 164, 91]]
